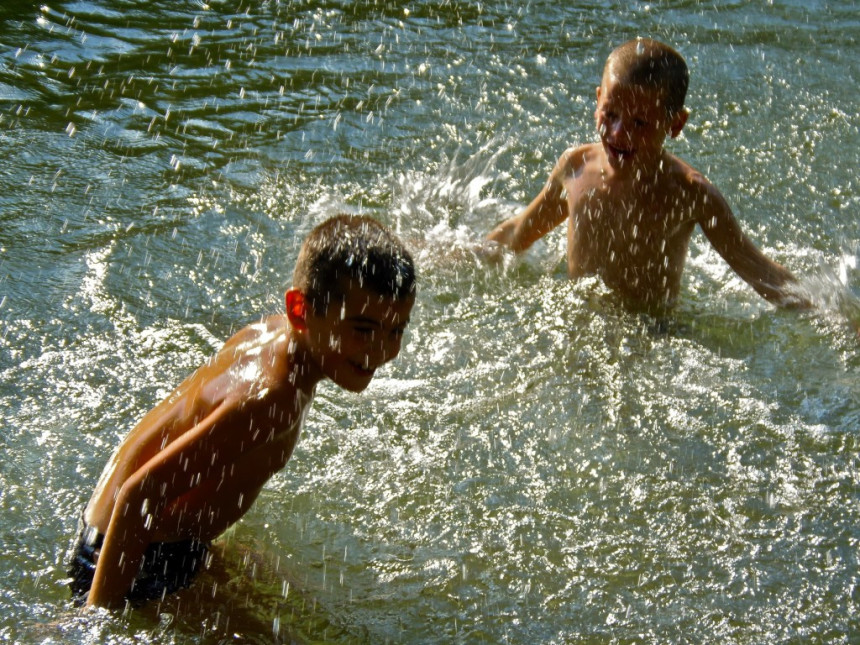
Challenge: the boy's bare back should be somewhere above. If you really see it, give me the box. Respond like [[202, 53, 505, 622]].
[[85, 315, 306, 544], [73, 214, 417, 608], [82, 315, 312, 605]]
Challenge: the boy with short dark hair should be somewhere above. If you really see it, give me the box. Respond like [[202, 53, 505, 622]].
[[70, 214, 416, 608], [487, 38, 808, 312]]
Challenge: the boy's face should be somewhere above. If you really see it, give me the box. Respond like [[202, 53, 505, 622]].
[[302, 283, 414, 393], [595, 78, 685, 171]]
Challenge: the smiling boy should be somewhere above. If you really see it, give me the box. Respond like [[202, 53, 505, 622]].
[[70, 214, 415, 608], [487, 38, 807, 313]]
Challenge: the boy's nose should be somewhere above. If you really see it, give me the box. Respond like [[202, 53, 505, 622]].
[[609, 119, 629, 141]]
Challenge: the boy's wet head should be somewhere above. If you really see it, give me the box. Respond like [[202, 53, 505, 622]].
[[292, 214, 416, 316], [603, 38, 689, 117], [290, 215, 415, 392]]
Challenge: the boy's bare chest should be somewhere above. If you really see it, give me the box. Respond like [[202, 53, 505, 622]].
[[569, 186, 695, 259]]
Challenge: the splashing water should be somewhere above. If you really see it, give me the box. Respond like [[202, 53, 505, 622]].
[[0, 1, 858, 643]]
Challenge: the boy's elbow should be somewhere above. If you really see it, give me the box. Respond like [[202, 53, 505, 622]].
[[761, 288, 807, 309]]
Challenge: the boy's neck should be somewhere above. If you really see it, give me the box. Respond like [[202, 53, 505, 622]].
[[286, 330, 324, 393]]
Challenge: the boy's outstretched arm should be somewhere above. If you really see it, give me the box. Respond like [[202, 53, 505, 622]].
[[487, 157, 569, 252], [698, 182, 810, 308]]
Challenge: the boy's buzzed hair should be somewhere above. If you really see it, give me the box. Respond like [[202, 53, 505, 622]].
[[293, 214, 416, 314], [604, 38, 689, 116]]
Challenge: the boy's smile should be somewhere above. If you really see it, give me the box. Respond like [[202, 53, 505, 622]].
[[604, 141, 635, 164], [303, 285, 414, 393]]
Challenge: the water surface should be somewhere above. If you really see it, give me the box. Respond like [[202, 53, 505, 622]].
[[1, 1, 858, 643]]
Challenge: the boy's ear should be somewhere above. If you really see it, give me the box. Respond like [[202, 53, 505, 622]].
[[669, 108, 689, 139], [285, 288, 308, 331]]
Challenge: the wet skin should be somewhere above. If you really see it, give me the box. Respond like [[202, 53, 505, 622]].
[[487, 77, 803, 312], [83, 285, 413, 607]]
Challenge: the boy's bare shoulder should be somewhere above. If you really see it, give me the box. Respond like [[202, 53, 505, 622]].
[[221, 314, 290, 351], [665, 153, 729, 215], [544, 143, 601, 187], [168, 315, 294, 418], [220, 315, 293, 386], [666, 153, 713, 189], [556, 143, 599, 170]]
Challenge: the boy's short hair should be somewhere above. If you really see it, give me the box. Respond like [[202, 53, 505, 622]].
[[293, 214, 416, 313], [604, 38, 689, 116]]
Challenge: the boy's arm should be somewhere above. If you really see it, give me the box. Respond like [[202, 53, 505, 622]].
[[86, 398, 250, 607], [698, 181, 809, 308], [487, 154, 570, 252]]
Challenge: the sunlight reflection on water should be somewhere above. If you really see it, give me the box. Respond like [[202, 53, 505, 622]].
[[0, 0, 858, 643]]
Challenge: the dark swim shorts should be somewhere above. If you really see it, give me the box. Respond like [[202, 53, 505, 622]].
[[68, 521, 210, 606]]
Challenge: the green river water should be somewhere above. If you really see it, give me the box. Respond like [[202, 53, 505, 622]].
[[0, 1, 858, 642]]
